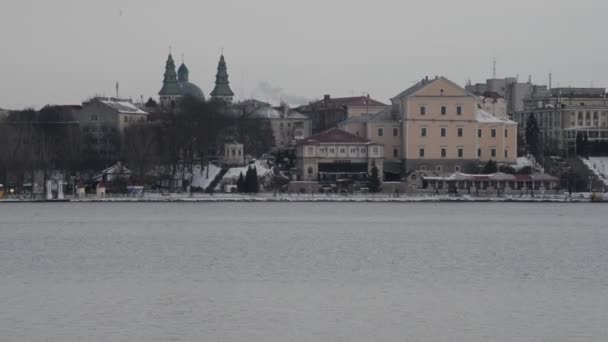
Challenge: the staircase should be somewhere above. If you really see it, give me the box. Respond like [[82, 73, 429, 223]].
[[205, 167, 229, 193]]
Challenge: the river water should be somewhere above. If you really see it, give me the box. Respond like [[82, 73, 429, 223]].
[[0, 202, 607, 341]]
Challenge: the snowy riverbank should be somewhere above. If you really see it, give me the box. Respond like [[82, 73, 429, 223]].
[[1, 193, 601, 203]]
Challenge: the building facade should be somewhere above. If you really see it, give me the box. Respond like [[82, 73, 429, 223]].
[[466, 77, 549, 115], [512, 87, 608, 151], [296, 128, 384, 182], [340, 77, 517, 174]]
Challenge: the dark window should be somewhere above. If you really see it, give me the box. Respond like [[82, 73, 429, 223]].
[[491, 148, 496, 157], [491, 129, 496, 138], [504, 150, 508, 158], [441, 128, 446, 137], [393, 127, 399, 136], [457, 106, 462, 115], [441, 148, 447, 158], [458, 128, 463, 137], [505, 129, 508, 137], [441, 106, 446, 115], [478, 129, 482, 138], [378, 128, 384, 136], [420, 106, 426, 115], [393, 148, 399, 158], [419, 148, 425, 157], [478, 148, 481, 157], [421, 127, 427, 137], [458, 148, 464, 158]]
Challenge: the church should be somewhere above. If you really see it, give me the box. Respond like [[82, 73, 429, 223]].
[[158, 53, 234, 108]]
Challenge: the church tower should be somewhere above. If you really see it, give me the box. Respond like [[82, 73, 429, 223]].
[[158, 53, 182, 108], [210, 54, 235, 103]]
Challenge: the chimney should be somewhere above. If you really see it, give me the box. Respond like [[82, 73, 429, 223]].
[[323, 94, 331, 104]]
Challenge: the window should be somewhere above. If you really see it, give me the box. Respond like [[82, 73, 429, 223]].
[[504, 150, 508, 158], [441, 127, 446, 137], [505, 129, 508, 137], [441, 106, 446, 115], [457, 106, 462, 115], [477, 148, 481, 157], [419, 148, 425, 157], [491, 128, 496, 138], [420, 106, 426, 115], [288, 122, 292, 127], [340, 148, 346, 154], [307, 147, 313, 154], [457, 128, 463, 137], [393, 127, 399, 136], [329, 148, 335, 154], [478, 129, 482, 138], [378, 128, 384, 136], [455, 165, 461, 172], [360, 147, 366, 153], [421, 127, 427, 137], [350, 148, 356, 154], [123, 116, 128, 123], [458, 148, 463, 158], [373, 147, 379, 156], [491, 148, 496, 158], [393, 148, 399, 158], [435, 165, 443, 172], [441, 148, 447, 158], [91, 115, 98, 121]]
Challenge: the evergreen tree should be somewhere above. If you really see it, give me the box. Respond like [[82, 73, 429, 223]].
[[252, 166, 259, 193], [525, 115, 541, 157], [482, 159, 498, 174], [237, 172, 245, 193], [245, 166, 253, 193], [368, 160, 382, 193]]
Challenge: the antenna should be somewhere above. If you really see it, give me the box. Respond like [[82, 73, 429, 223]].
[[549, 72, 552, 89], [115, 82, 120, 99], [492, 57, 496, 79]]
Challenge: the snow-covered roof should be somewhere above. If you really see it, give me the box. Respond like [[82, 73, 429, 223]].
[[99, 100, 148, 115], [476, 109, 516, 124]]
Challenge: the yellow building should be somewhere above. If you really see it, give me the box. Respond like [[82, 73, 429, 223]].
[[340, 76, 518, 174]]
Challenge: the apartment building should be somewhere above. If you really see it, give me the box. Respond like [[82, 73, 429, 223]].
[[512, 87, 608, 151], [340, 77, 517, 174]]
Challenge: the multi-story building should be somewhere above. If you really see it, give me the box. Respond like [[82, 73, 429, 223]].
[[76, 98, 149, 160], [512, 87, 608, 151], [340, 76, 518, 174], [233, 100, 312, 149], [297, 95, 386, 134], [478, 92, 507, 118], [466, 77, 549, 115], [296, 128, 384, 182]]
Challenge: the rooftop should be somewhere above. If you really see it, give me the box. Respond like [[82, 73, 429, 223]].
[[298, 127, 372, 145], [476, 109, 516, 124], [94, 98, 148, 115], [313, 96, 387, 108]]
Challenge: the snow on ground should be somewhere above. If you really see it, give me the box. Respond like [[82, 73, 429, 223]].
[[514, 155, 543, 172], [190, 164, 222, 190], [219, 160, 274, 189], [581, 157, 608, 186]]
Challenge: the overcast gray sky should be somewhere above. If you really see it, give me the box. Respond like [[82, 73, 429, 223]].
[[1, 0, 606, 109]]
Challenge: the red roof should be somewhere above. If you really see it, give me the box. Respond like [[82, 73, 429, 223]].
[[314, 96, 387, 107], [298, 127, 372, 145]]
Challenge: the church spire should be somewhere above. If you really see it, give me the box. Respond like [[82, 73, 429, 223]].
[[159, 53, 182, 107], [210, 53, 235, 103]]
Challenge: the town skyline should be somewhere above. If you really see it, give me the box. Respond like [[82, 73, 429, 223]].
[[1, 0, 607, 109]]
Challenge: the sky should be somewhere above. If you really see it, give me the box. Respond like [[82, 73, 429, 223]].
[[0, 0, 606, 109]]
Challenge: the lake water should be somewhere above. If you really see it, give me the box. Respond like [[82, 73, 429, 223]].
[[0, 202, 607, 341]]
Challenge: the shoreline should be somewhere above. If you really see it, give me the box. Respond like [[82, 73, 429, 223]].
[[0, 194, 600, 203]]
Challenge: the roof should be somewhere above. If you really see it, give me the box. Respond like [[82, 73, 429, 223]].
[[481, 91, 504, 100], [419, 171, 558, 182], [298, 127, 372, 145], [476, 109, 516, 124], [178, 81, 205, 100], [339, 106, 397, 125], [241, 106, 309, 120], [313, 96, 387, 107], [392, 76, 478, 100], [98, 99, 148, 115]]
